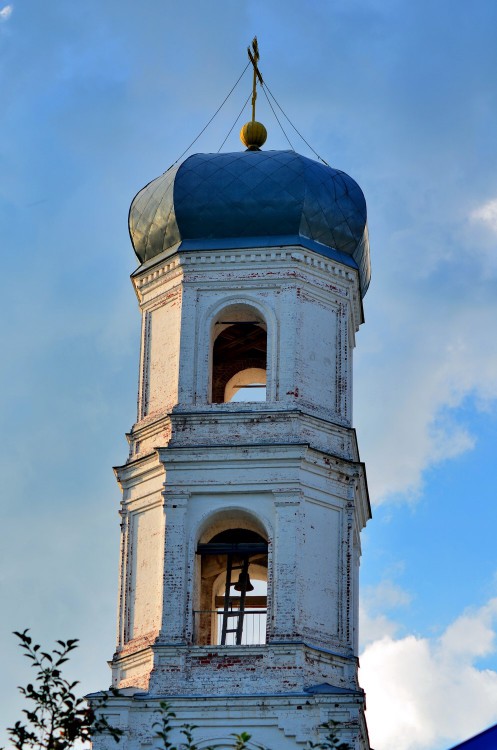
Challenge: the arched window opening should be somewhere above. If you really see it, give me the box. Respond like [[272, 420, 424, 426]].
[[211, 310, 267, 404], [195, 528, 268, 646]]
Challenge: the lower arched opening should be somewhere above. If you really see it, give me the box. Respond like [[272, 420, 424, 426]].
[[195, 528, 268, 646]]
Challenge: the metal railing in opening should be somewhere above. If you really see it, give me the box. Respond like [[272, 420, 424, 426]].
[[193, 609, 267, 646]]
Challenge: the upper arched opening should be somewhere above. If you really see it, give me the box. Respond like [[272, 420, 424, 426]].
[[211, 305, 267, 404]]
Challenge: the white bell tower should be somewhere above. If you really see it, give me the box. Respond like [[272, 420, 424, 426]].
[[95, 97, 372, 748]]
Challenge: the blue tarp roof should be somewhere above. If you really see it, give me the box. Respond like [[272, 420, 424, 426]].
[[449, 724, 497, 749]]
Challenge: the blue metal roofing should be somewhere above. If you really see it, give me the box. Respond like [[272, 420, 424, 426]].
[[129, 150, 371, 296], [448, 724, 497, 750]]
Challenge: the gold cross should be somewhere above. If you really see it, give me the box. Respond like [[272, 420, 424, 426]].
[[247, 37, 264, 123]]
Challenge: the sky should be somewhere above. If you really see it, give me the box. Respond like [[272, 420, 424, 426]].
[[1, 1, 497, 749]]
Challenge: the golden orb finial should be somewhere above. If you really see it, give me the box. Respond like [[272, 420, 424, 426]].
[[241, 37, 267, 149], [240, 120, 267, 150]]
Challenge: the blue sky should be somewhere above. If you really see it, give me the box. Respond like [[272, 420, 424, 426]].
[[1, 2, 497, 749]]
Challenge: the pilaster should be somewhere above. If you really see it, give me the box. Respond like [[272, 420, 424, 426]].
[[271, 490, 302, 640], [160, 489, 190, 643]]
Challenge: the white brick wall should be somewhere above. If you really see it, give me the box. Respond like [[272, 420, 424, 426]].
[[97, 243, 371, 750]]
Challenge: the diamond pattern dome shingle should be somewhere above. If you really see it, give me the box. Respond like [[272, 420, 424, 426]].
[[129, 149, 370, 295]]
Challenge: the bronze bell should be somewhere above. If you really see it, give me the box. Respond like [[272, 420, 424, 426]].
[[234, 570, 254, 592]]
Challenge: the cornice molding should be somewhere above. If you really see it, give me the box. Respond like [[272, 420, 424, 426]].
[[132, 245, 363, 326]]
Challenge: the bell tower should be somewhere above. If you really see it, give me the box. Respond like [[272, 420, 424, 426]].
[[96, 58, 372, 746]]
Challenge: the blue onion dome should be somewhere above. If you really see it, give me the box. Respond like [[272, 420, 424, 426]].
[[129, 150, 370, 296]]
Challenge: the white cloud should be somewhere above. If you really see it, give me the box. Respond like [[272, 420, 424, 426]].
[[368, 580, 412, 610], [355, 269, 497, 503], [360, 580, 411, 647], [360, 599, 497, 750], [471, 198, 497, 234], [465, 198, 497, 275], [0, 4, 12, 21]]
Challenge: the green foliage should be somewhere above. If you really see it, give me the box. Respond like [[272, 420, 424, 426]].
[[306, 720, 351, 750], [4, 632, 352, 750], [152, 703, 263, 750], [232, 732, 256, 750], [152, 703, 351, 750], [3, 630, 122, 750]]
